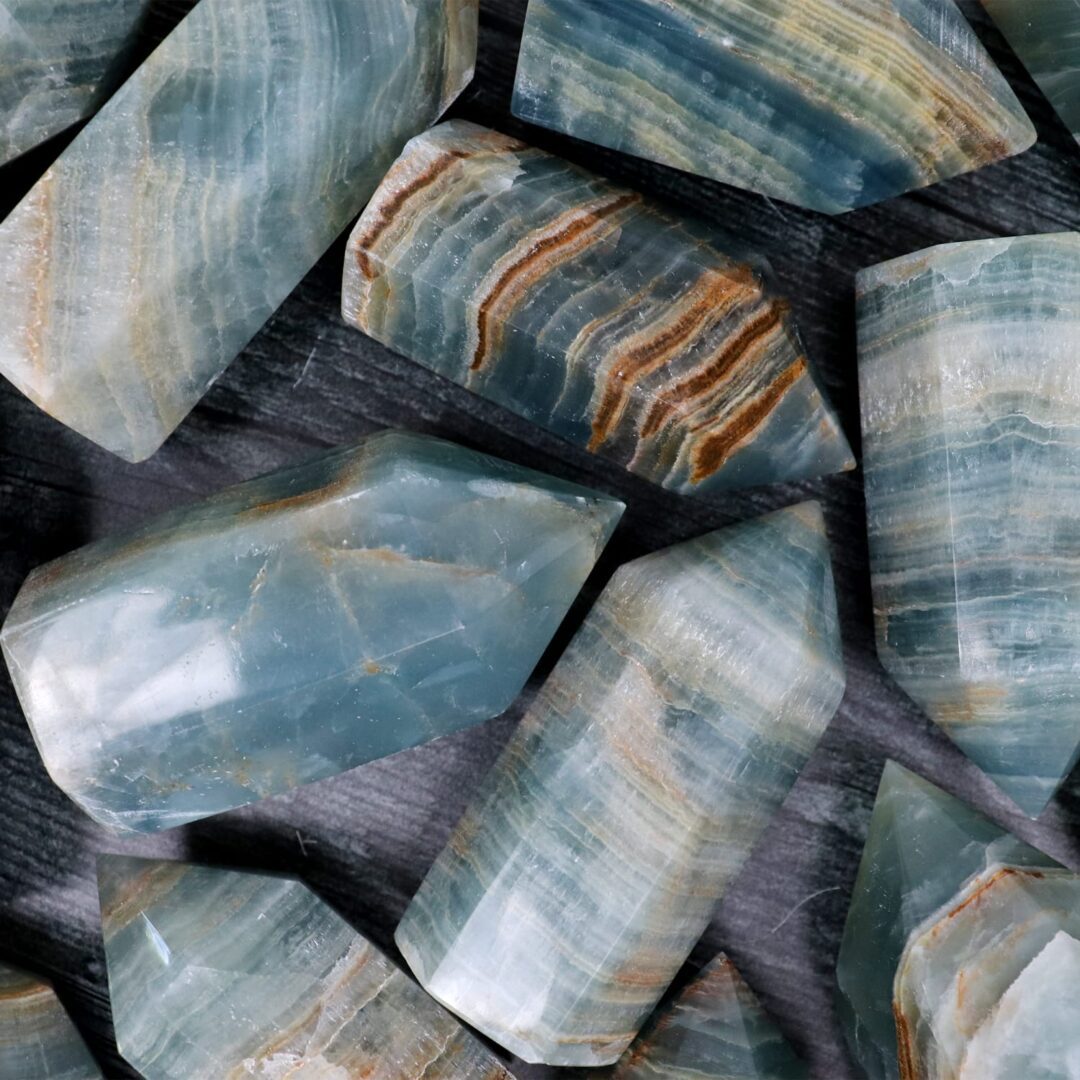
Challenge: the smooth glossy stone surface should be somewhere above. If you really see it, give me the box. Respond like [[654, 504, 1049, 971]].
[[982, 0, 1080, 142], [0, 0, 151, 165], [858, 233, 1080, 817], [98, 856, 514, 1080], [895, 865, 1080, 1079], [343, 121, 853, 496], [835, 761, 1057, 1080], [0, 963, 101, 1079], [1, 431, 622, 833], [511, 0, 1035, 215], [397, 503, 845, 1066], [0, 0, 478, 462]]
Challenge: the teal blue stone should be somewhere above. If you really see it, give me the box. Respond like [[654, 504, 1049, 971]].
[[396, 503, 845, 1066], [98, 857, 514, 1080], [511, 0, 1035, 214], [858, 233, 1080, 816], [343, 122, 853, 495], [835, 762, 1057, 1080], [0, 963, 101, 1079], [0, 431, 622, 833]]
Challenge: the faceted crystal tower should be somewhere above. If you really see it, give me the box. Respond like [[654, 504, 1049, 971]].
[[0, 0, 478, 462], [1, 431, 622, 832], [511, 0, 1035, 214], [98, 857, 513, 1080], [0, 963, 101, 1079], [344, 121, 854, 495], [858, 233, 1080, 816], [397, 503, 845, 1066]]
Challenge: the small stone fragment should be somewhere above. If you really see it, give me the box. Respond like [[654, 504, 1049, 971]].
[[343, 121, 853, 495], [397, 503, 845, 1066], [98, 856, 514, 1080], [1, 431, 622, 833]]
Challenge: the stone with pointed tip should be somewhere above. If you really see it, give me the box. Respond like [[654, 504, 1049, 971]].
[[397, 503, 845, 1066], [1, 431, 622, 833], [97, 856, 514, 1080], [858, 233, 1080, 816]]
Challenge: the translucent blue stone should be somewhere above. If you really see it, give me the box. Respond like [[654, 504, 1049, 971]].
[[1, 431, 622, 833]]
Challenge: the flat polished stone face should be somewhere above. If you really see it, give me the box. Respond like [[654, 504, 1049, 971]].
[[0, 963, 101, 1079], [0, 0, 152, 165], [343, 122, 853, 496], [858, 233, 1080, 817], [511, 0, 1035, 214], [98, 857, 514, 1080], [397, 503, 845, 1067], [895, 865, 1080, 1080], [0, 431, 622, 833], [835, 762, 1058, 1080], [0, 0, 478, 462]]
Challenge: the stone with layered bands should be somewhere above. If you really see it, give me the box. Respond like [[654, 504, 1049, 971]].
[[0, 0, 478, 462], [98, 856, 515, 1080], [0, 0, 152, 165], [0, 962, 101, 1079], [982, 0, 1080, 142], [343, 121, 854, 496], [0, 431, 622, 833], [859, 233, 1080, 817], [895, 864, 1080, 1080], [835, 761, 1058, 1080], [396, 503, 845, 1066], [511, 0, 1035, 215]]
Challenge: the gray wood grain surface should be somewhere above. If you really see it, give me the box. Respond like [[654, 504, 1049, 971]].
[[1, 3, 1078, 1077]]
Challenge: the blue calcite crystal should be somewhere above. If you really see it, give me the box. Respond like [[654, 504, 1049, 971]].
[[858, 233, 1080, 817], [0, 963, 101, 1079], [835, 761, 1058, 1080], [511, 0, 1036, 215], [343, 122, 854, 496], [0, 0, 478, 462], [98, 856, 515, 1080], [0, 431, 622, 833], [0, 0, 152, 165], [396, 503, 845, 1066], [982, 1, 1080, 142]]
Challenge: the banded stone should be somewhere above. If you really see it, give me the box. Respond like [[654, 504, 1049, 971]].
[[858, 232, 1080, 817], [98, 856, 514, 1080], [0, 0, 478, 462], [396, 503, 845, 1066], [0, 431, 622, 833], [343, 121, 853, 496], [511, 0, 1035, 215]]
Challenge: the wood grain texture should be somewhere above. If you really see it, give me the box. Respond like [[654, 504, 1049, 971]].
[[0, 2, 1078, 1077]]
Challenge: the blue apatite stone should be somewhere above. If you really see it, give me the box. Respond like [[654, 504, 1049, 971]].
[[344, 121, 853, 496], [511, 0, 1035, 214], [0, 431, 622, 833], [0, 0, 478, 461], [98, 857, 514, 1080], [859, 233, 1080, 816], [396, 503, 845, 1066]]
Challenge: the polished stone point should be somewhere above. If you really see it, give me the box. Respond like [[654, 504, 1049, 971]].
[[1, 430, 622, 833], [97, 856, 514, 1080], [343, 121, 854, 495], [895, 864, 1080, 1080], [511, 0, 1035, 214], [0, 0, 478, 462], [982, 0, 1080, 142], [0, 962, 101, 1079], [0, 0, 152, 165], [397, 502, 845, 1066], [835, 761, 1058, 1080], [858, 232, 1080, 817]]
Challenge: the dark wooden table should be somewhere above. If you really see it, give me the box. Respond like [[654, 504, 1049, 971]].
[[1, 3, 1078, 1077]]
